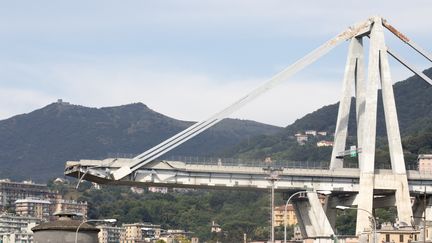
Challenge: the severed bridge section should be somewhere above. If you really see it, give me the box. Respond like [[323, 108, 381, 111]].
[[65, 158, 432, 193], [64, 16, 432, 241]]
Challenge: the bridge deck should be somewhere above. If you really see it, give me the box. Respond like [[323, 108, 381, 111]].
[[65, 158, 432, 193]]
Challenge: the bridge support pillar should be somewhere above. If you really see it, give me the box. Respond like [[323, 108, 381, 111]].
[[323, 196, 337, 229], [293, 192, 334, 239], [327, 16, 416, 235], [330, 36, 364, 170], [329, 16, 414, 235], [413, 195, 432, 225]]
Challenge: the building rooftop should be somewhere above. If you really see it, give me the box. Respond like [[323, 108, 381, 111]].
[[122, 222, 161, 228], [418, 154, 432, 160], [15, 198, 51, 204], [32, 220, 99, 232]]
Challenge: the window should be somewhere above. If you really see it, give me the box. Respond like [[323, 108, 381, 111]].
[[400, 234, 404, 242], [386, 234, 390, 242]]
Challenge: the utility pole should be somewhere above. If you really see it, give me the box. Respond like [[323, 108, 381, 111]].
[[424, 187, 426, 243], [263, 164, 283, 243]]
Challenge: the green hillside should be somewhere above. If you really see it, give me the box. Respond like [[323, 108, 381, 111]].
[[0, 102, 281, 181], [226, 68, 432, 168]]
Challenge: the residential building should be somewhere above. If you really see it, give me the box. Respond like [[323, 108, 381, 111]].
[[317, 131, 328, 136], [0, 224, 35, 243], [0, 213, 41, 243], [159, 230, 193, 243], [0, 180, 53, 210], [375, 222, 420, 243], [91, 182, 101, 190], [305, 130, 317, 136], [120, 223, 161, 243], [211, 221, 221, 233], [98, 225, 122, 243], [316, 140, 334, 147], [274, 205, 297, 226], [274, 195, 326, 227], [15, 198, 51, 220], [0, 213, 40, 233], [53, 195, 88, 217], [295, 134, 308, 145], [130, 187, 144, 194], [418, 154, 432, 173], [148, 187, 168, 194]]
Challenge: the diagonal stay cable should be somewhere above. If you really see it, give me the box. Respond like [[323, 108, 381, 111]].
[[112, 19, 373, 180]]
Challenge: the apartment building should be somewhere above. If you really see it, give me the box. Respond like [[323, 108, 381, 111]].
[[120, 223, 161, 243], [418, 154, 432, 173], [53, 195, 88, 217], [0, 180, 53, 209], [274, 205, 298, 226], [15, 198, 51, 221], [98, 225, 122, 243], [0, 213, 41, 243]]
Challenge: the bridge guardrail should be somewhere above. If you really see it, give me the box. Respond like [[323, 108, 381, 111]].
[[104, 153, 421, 172]]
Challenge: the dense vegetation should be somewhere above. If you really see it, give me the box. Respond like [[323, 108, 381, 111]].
[[50, 179, 398, 241], [50, 181, 293, 242]]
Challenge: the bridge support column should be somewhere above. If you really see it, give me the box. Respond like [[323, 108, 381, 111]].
[[330, 37, 364, 169], [293, 192, 334, 239], [323, 196, 337, 229], [355, 16, 413, 235], [413, 195, 432, 225]]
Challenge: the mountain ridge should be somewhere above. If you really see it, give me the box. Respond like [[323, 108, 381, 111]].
[[0, 101, 282, 181]]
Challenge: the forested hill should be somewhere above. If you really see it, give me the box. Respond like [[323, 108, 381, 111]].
[[227, 68, 432, 163], [0, 102, 282, 181], [283, 67, 432, 136]]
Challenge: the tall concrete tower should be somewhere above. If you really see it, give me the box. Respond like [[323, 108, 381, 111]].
[[330, 16, 413, 235]]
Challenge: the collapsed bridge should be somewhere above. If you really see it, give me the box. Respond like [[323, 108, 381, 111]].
[[65, 16, 432, 241]]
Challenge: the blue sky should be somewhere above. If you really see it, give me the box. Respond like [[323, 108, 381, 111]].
[[0, 1, 431, 126]]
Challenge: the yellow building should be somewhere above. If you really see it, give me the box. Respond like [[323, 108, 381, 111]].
[[120, 223, 161, 243], [274, 205, 297, 226], [274, 195, 325, 227]]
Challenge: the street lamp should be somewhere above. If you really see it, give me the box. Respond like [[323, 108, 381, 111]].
[[75, 218, 117, 243], [336, 206, 376, 243], [284, 191, 306, 243], [283, 190, 331, 243], [263, 166, 283, 243]]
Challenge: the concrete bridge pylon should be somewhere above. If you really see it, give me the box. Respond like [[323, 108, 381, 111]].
[[330, 16, 413, 235]]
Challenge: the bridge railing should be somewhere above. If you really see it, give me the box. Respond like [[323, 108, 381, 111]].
[[104, 153, 420, 171], [164, 156, 331, 169]]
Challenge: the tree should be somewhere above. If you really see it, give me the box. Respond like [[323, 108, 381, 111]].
[[336, 210, 356, 235], [175, 236, 191, 243]]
